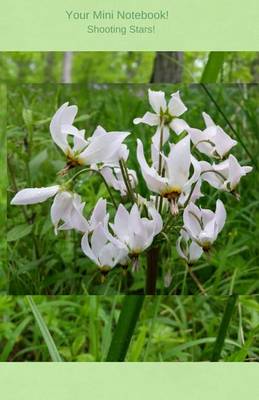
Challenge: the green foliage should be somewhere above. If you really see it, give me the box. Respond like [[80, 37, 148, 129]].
[[6, 84, 259, 294], [0, 296, 258, 362], [0, 85, 7, 294], [200, 52, 225, 83], [1, 52, 258, 83]]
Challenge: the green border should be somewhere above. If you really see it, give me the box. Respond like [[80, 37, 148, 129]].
[[0, 0, 258, 50], [0, 363, 259, 399]]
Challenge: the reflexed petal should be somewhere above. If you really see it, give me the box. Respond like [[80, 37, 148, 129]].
[[50, 191, 73, 228], [133, 112, 160, 126], [176, 236, 187, 261], [148, 207, 163, 235], [137, 139, 167, 194], [188, 127, 215, 156], [167, 136, 191, 189], [183, 202, 202, 238], [91, 125, 107, 138], [50, 102, 78, 153], [89, 198, 107, 229], [72, 129, 88, 152], [200, 219, 217, 243], [228, 154, 247, 189], [91, 224, 108, 257], [215, 199, 226, 233], [168, 91, 187, 117], [202, 112, 215, 128], [11, 185, 59, 205], [99, 243, 118, 268], [79, 132, 130, 165], [148, 89, 167, 113], [213, 127, 237, 158], [129, 204, 143, 235], [170, 118, 189, 135], [113, 204, 130, 240], [189, 241, 203, 263], [81, 233, 100, 266]]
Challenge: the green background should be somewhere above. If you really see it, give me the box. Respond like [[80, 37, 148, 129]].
[[0, 363, 259, 399], [0, 0, 259, 50]]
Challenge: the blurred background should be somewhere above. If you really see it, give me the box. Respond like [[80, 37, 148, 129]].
[[1, 52, 259, 83]]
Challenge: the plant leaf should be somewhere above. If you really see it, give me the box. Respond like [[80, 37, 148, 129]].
[[27, 296, 62, 362], [201, 52, 225, 83]]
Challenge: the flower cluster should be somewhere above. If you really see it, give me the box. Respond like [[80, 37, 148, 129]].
[[11, 89, 252, 282]]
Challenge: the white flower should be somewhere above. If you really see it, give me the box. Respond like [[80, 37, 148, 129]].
[[51, 192, 88, 234], [183, 200, 226, 250], [50, 103, 130, 166], [176, 229, 203, 264], [137, 136, 200, 213], [200, 154, 253, 192], [11, 186, 88, 234], [133, 89, 189, 135], [109, 204, 163, 255], [81, 224, 129, 272], [50, 102, 88, 161], [188, 112, 237, 159]]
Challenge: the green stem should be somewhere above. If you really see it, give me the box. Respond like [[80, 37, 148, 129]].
[[67, 167, 118, 209], [155, 123, 164, 209], [106, 295, 145, 361], [119, 159, 135, 204], [211, 295, 238, 361], [145, 247, 159, 294]]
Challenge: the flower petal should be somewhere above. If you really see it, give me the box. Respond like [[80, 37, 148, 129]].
[[167, 136, 191, 189], [11, 186, 59, 205], [79, 131, 130, 165], [50, 102, 78, 153], [148, 89, 167, 113], [133, 112, 160, 126], [168, 91, 187, 117], [137, 139, 167, 194], [215, 199, 226, 233], [81, 233, 99, 266], [170, 118, 189, 135]]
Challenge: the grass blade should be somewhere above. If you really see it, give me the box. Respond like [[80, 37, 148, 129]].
[[1, 317, 31, 361], [27, 296, 62, 362], [211, 295, 238, 361], [106, 295, 145, 361], [200, 52, 225, 83]]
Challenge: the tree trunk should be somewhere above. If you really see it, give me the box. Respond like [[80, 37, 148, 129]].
[[44, 53, 54, 82], [62, 52, 73, 83], [150, 52, 184, 83]]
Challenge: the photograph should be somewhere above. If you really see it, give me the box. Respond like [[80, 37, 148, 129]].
[[6, 82, 259, 295], [0, 295, 258, 362]]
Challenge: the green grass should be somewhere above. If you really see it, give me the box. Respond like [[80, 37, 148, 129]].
[[6, 83, 259, 294], [0, 84, 7, 294], [0, 295, 258, 362]]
